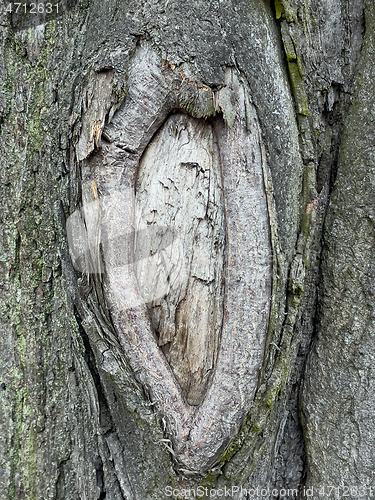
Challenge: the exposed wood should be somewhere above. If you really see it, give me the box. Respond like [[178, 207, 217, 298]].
[[135, 113, 225, 406]]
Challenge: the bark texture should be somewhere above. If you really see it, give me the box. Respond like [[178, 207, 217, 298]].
[[301, 1, 375, 494], [0, 0, 371, 498]]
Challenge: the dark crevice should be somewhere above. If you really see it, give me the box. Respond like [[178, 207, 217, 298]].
[[73, 306, 114, 498], [317, 83, 352, 194], [96, 458, 107, 499], [10, 229, 21, 282], [73, 306, 114, 431], [297, 3, 366, 487], [97, 67, 115, 74], [309, 0, 366, 344], [309, 80, 359, 350], [271, 4, 366, 492], [55, 457, 70, 500]]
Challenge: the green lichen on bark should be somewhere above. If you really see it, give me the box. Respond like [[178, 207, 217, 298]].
[[275, 0, 296, 22], [288, 61, 309, 115], [279, 17, 309, 116]]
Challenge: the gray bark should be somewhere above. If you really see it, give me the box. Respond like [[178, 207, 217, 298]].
[[0, 0, 371, 498], [301, 3, 375, 494]]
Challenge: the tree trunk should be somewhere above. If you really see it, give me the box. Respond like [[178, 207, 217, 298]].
[[0, 0, 370, 498]]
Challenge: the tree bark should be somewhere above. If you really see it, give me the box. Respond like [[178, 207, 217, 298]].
[[0, 0, 370, 498]]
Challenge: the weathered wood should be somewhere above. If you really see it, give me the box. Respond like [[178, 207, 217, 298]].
[[79, 46, 272, 472], [135, 113, 225, 406]]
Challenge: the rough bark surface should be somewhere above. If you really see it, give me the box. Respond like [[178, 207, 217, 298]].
[[0, 0, 370, 498], [301, 1, 375, 495]]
